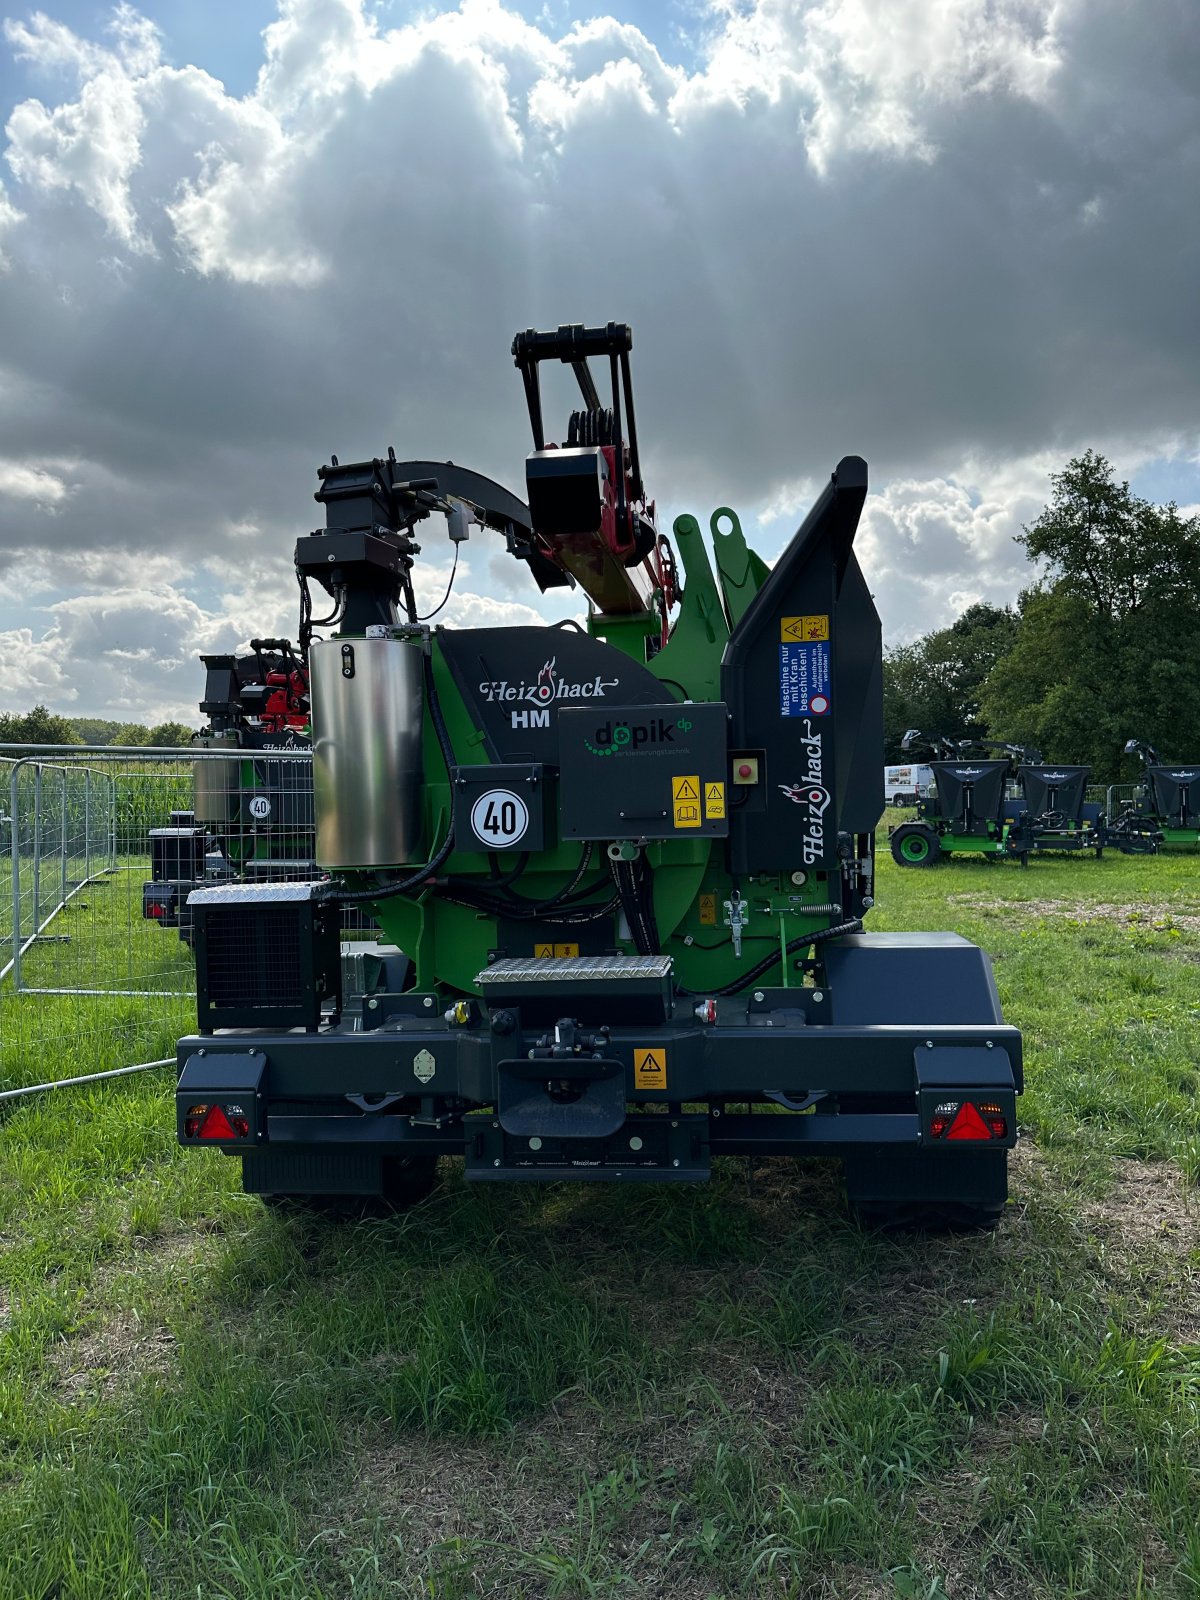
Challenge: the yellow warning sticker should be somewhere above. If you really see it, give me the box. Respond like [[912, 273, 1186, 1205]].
[[634, 1047, 667, 1090], [780, 614, 830, 642], [534, 943, 555, 958], [553, 943, 579, 959], [704, 781, 726, 820], [672, 774, 702, 829], [699, 892, 717, 926]]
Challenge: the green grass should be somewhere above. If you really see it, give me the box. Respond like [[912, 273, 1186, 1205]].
[[0, 840, 1198, 1598]]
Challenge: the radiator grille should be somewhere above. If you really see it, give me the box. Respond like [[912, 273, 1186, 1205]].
[[192, 882, 340, 1029], [204, 905, 304, 1010]]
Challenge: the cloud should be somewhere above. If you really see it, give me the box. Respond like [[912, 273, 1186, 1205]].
[[854, 459, 1046, 641], [0, 455, 71, 508], [0, 584, 241, 721], [0, 0, 1197, 717], [0, 175, 22, 261], [679, 0, 1063, 170]]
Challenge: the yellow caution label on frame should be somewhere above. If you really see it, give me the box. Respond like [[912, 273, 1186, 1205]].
[[704, 781, 726, 820], [553, 943, 579, 959], [671, 774, 702, 828], [780, 614, 830, 642], [634, 1047, 667, 1090], [698, 892, 717, 925], [534, 943, 555, 958]]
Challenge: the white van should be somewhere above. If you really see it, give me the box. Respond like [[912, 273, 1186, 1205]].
[[884, 763, 934, 807]]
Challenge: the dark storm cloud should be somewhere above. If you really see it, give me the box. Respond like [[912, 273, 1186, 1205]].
[[0, 0, 1196, 714]]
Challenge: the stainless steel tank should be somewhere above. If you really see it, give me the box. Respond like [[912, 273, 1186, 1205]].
[[309, 636, 425, 868], [193, 732, 241, 826]]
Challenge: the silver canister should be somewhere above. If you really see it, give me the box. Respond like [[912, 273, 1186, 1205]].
[[193, 732, 241, 826], [309, 636, 426, 868]]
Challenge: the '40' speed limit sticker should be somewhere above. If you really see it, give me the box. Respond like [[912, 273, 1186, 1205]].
[[469, 788, 530, 849]]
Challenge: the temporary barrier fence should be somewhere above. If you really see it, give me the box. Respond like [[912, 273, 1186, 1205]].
[[0, 743, 315, 1095]]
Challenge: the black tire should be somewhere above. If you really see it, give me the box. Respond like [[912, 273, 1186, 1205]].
[[891, 794, 907, 808], [889, 823, 942, 868], [259, 1156, 440, 1217], [844, 1148, 1007, 1233], [853, 1199, 1004, 1234]]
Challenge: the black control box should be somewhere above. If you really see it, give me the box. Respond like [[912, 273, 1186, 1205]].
[[556, 701, 729, 840]]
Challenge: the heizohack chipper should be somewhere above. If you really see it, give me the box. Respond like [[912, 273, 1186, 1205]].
[[175, 321, 1021, 1228]]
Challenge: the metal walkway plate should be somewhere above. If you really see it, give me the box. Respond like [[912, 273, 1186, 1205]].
[[477, 954, 673, 985]]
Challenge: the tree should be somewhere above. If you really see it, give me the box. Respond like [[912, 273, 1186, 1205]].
[[981, 452, 1200, 780], [147, 721, 195, 747], [883, 603, 1019, 760], [0, 705, 82, 746], [70, 718, 125, 746]]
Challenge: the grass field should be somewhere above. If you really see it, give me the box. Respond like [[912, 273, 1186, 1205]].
[[0, 837, 1198, 1599]]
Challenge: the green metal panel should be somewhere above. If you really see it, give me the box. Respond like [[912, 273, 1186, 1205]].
[[587, 610, 658, 662], [648, 514, 730, 703], [710, 507, 770, 629], [327, 514, 848, 998]]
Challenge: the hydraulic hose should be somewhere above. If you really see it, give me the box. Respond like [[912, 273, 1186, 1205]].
[[441, 842, 598, 920], [610, 856, 659, 956], [677, 917, 863, 999]]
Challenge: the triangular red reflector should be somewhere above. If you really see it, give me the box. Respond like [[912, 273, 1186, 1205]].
[[200, 1104, 236, 1140], [946, 1101, 992, 1141]]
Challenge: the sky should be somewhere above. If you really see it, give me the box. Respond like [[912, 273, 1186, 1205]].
[[0, 0, 1197, 724]]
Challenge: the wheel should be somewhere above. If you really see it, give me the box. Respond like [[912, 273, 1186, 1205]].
[[380, 1154, 440, 1206], [256, 1155, 440, 1216], [889, 823, 942, 868], [852, 1199, 1004, 1233], [891, 794, 907, 808], [844, 1148, 1007, 1233]]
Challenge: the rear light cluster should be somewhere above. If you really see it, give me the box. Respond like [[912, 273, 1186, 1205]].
[[929, 1100, 1008, 1141], [184, 1103, 250, 1140], [146, 902, 166, 920]]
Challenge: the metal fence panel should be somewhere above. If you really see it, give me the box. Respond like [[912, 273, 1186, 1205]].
[[0, 746, 317, 1092], [1103, 783, 1140, 821]]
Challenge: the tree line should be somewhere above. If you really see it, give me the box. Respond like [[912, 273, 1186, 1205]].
[[0, 706, 194, 748], [2, 450, 1195, 781], [884, 451, 1200, 782]]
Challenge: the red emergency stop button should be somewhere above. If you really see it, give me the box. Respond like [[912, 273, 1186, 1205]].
[[733, 757, 760, 785]]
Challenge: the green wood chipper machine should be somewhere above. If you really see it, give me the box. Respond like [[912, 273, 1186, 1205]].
[[174, 321, 1021, 1228]]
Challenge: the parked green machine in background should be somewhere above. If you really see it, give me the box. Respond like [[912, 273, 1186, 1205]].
[[174, 322, 1021, 1229], [1111, 740, 1200, 851], [890, 731, 1106, 865]]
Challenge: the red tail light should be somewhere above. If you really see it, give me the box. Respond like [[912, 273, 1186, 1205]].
[[147, 902, 166, 919], [945, 1102, 993, 1142], [978, 1101, 1009, 1139], [186, 1103, 249, 1141]]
